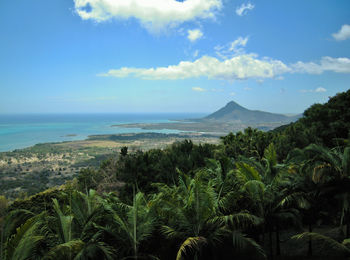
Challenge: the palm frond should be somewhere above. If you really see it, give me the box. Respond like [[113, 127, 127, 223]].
[[73, 241, 116, 260], [2, 209, 35, 242], [232, 231, 266, 259], [219, 212, 262, 229], [44, 239, 84, 260], [52, 198, 74, 243], [176, 236, 207, 260], [5, 214, 46, 260], [292, 232, 350, 255], [160, 225, 185, 239]]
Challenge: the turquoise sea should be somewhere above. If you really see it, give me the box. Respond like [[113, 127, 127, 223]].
[[0, 113, 205, 152]]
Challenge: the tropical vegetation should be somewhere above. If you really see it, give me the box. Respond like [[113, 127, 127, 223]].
[[1, 89, 350, 259]]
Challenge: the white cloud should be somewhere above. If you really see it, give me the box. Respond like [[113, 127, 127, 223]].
[[229, 37, 248, 51], [187, 29, 203, 42], [73, 0, 222, 31], [315, 87, 327, 93], [236, 2, 254, 16], [100, 54, 291, 81], [215, 36, 248, 59], [229, 92, 236, 96], [99, 34, 350, 82], [300, 87, 327, 93], [192, 87, 206, 92], [332, 24, 350, 41], [292, 56, 350, 74]]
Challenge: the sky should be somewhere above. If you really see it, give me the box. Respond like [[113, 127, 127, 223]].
[[0, 0, 349, 114]]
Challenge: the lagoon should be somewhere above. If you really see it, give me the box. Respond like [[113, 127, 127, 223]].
[[0, 113, 205, 152]]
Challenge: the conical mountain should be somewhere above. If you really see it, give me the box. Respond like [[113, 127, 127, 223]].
[[204, 101, 300, 123]]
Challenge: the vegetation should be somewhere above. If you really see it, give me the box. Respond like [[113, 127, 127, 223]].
[[0, 89, 350, 259], [0, 133, 219, 199]]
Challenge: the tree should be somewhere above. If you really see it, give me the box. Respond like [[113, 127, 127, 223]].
[[98, 189, 156, 259], [152, 172, 265, 259], [235, 144, 301, 257]]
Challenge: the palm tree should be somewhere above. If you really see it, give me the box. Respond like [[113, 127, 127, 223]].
[[44, 190, 115, 259], [303, 144, 350, 236], [152, 172, 265, 259], [235, 143, 301, 257], [3, 212, 47, 260], [3, 190, 115, 260], [98, 188, 156, 259]]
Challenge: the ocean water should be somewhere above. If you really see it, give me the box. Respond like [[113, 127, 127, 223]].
[[0, 113, 205, 152]]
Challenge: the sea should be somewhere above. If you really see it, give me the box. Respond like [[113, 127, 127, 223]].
[[0, 113, 206, 152]]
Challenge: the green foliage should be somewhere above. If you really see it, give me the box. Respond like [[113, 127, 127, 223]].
[[76, 168, 104, 193], [221, 127, 272, 159], [301, 89, 350, 147], [115, 140, 215, 200], [2, 89, 350, 259]]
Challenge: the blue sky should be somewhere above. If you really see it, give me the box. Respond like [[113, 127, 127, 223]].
[[0, 0, 349, 114]]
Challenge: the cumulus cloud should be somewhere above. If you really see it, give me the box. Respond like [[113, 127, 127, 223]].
[[236, 2, 254, 16], [99, 54, 291, 81], [192, 87, 206, 92], [73, 0, 222, 31], [332, 24, 350, 41], [215, 36, 248, 59], [300, 87, 327, 93], [187, 29, 203, 42], [98, 34, 350, 82], [292, 56, 350, 74]]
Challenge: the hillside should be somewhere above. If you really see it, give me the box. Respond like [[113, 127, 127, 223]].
[[203, 101, 300, 123]]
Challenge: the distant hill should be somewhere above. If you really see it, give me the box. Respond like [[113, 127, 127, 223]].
[[203, 101, 300, 124]]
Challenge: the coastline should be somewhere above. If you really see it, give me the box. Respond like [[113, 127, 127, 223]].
[[0, 132, 220, 198]]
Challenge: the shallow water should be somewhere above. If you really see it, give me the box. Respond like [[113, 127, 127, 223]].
[[0, 113, 205, 152]]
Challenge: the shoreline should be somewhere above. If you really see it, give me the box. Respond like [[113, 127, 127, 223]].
[[0, 132, 221, 199], [0, 131, 220, 154]]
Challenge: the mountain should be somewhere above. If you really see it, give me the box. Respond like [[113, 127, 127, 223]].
[[203, 101, 300, 123]]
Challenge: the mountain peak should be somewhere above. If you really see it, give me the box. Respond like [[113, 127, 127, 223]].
[[225, 101, 246, 111], [204, 100, 298, 124]]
